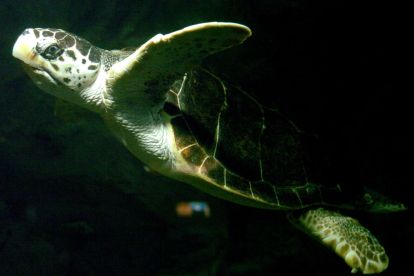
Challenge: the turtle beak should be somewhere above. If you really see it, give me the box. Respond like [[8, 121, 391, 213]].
[[13, 29, 44, 69], [13, 29, 59, 86]]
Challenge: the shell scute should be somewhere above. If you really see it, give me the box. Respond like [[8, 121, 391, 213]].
[[225, 171, 252, 196]]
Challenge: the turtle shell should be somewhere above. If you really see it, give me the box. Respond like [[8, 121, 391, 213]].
[[165, 67, 344, 209]]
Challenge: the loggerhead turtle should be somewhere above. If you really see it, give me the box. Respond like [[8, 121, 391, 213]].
[[12, 22, 404, 274]]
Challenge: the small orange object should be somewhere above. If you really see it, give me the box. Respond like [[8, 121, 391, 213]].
[[176, 202, 210, 218]]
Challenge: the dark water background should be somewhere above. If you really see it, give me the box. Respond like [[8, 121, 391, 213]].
[[0, 0, 410, 275]]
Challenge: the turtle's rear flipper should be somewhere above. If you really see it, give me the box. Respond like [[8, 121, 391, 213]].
[[287, 208, 388, 274]]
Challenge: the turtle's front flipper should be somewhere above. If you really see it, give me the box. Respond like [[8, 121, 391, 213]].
[[105, 22, 251, 107], [287, 208, 388, 274]]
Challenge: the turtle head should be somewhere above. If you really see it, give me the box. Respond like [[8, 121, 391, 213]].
[[13, 28, 105, 111]]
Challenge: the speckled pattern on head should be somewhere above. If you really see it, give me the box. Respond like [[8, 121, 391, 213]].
[[13, 28, 117, 91]]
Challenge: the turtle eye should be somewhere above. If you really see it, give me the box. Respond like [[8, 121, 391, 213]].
[[41, 44, 63, 59]]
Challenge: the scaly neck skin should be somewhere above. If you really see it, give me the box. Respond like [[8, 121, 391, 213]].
[[98, 47, 178, 173], [101, 95, 177, 174], [75, 67, 108, 114]]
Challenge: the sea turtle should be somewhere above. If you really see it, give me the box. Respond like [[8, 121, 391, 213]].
[[12, 22, 404, 274]]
